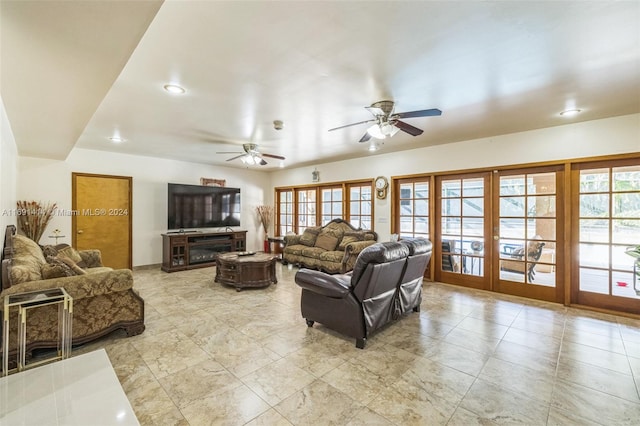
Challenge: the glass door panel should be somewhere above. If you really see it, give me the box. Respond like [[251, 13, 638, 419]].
[[296, 188, 317, 233], [573, 162, 640, 313], [495, 169, 562, 302], [277, 190, 294, 236], [398, 180, 430, 240], [435, 173, 490, 290], [321, 187, 343, 225]]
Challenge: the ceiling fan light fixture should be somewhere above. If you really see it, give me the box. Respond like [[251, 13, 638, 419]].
[[366, 124, 386, 139], [380, 122, 398, 137], [241, 155, 258, 165], [367, 122, 399, 139]]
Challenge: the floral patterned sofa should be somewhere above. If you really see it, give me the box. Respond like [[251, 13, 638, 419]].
[[0, 225, 144, 368], [282, 219, 378, 273]]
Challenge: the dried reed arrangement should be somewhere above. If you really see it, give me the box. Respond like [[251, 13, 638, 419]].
[[16, 200, 58, 243], [256, 205, 273, 238]]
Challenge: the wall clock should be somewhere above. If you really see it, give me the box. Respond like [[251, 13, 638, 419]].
[[375, 176, 389, 199]]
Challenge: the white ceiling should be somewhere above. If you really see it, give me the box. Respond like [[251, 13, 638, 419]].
[[2, 1, 639, 170]]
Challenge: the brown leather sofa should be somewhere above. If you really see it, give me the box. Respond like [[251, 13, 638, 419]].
[[0, 225, 144, 368], [294, 238, 432, 348]]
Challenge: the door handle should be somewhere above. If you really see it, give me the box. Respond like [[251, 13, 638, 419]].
[[77, 230, 84, 234]]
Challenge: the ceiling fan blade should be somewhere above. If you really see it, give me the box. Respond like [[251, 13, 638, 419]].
[[328, 119, 375, 132], [226, 154, 246, 162], [358, 132, 372, 143], [394, 120, 424, 136], [262, 153, 285, 160], [394, 108, 442, 119]]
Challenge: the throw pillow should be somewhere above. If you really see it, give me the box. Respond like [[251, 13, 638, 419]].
[[315, 234, 339, 251], [300, 228, 320, 247], [338, 232, 364, 250], [45, 255, 87, 276], [41, 244, 59, 258], [8, 235, 47, 286], [41, 263, 71, 279], [58, 246, 85, 266], [45, 256, 76, 277], [57, 254, 88, 275]]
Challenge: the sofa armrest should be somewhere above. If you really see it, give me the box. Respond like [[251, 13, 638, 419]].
[[284, 235, 301, 246], [295, 268, 351, 298], [341, 240, 378, 273], [0, 269, 133, 301], [78, 249, 103, 268]]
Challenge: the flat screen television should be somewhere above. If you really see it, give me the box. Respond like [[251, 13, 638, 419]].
[[167, 183, 241, 230]]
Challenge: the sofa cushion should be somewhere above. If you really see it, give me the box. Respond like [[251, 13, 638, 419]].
[[300, 228, 320, 246], [315, 234, 339, 251], [338, 232, 364, 250], [301, 247, 325, 258], [9, 234, 46, 285], [283, 244, 306, 256], [319, 250, 344, 263]]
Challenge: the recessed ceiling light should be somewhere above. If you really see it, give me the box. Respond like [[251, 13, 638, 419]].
[[109, 136, 125, 143], [163, 84, 185, 94], [560, 109, 582, 117]]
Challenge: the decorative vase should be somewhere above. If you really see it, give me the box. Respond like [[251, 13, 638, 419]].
[[264, 237, 270, 253]]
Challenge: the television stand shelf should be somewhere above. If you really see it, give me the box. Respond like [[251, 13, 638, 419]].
[[161, 230, 247, 272]]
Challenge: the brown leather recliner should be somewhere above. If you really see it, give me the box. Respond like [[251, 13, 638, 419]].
[[294, 239, 433, 348]]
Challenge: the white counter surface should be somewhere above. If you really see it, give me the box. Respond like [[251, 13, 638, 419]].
[[0, 349, 138, 425]]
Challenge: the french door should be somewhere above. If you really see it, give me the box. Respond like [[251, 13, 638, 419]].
[[430, 168, 564, 302], [493, 167, 564, 303], [571, 159, 640, 314], [434, 173, 491, 290], [395, 157, 638, 310]]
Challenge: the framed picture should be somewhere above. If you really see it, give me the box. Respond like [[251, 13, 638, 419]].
[[200, 178, 226, 187]]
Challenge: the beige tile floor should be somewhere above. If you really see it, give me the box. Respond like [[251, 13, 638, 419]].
[[74, 263, 640, 425]]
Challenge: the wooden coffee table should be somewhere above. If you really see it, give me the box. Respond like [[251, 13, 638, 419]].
[[215, 252, 277, 291]]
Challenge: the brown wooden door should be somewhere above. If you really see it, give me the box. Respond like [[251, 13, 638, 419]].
[[434, 172, 492, 290], [72, 173, 132, 269], [493, 166, 564, 303], [571, 159, 640, 314]]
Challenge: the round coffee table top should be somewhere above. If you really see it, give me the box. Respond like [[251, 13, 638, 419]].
[[217, 252, 275, 263]]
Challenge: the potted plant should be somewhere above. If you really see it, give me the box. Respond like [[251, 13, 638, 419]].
[[16, 200, 57, 244]]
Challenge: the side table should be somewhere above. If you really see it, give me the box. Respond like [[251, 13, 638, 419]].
[[267, 236, 285, 260], [2, 287, 73, 376]]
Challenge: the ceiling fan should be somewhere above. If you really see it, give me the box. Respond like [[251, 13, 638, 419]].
[[328, 100, 442, 143], [216, 143, 285, 166]]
